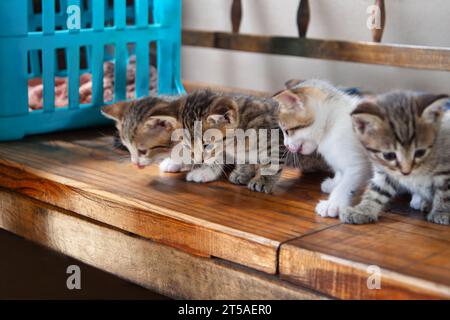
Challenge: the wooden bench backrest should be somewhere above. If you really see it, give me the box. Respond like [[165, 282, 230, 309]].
[[183, 0, 450, 72]]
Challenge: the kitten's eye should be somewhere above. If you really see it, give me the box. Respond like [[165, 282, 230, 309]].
[[414, 149, 427, 158], [150, 145, 168, 150], [382, 152, 397, 161], [138, 149, 147, 156]]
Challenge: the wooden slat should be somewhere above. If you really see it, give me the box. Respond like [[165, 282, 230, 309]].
[[297, 0, 310, 38], [0, 188, 323, 300], [0, 130, 338, 274], [231, 0, 242, 33], [279, 215, 450, 299], [182, 30, 450, 71], [183, 80, 268, 97], [372, 0, 386, 43]]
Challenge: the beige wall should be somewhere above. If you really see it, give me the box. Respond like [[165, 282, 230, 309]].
[[181, 0, 450, 94]]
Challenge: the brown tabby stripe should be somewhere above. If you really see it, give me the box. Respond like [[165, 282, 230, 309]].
[[435, 170, 450, 177], [369, 182, 394, 199], [383, 173, 398, 192], [123, 97, 166, 141], [373, 197, 386, 206], [388, 119, 407, 146], [365, 147, 382, 154], [439, 179, 450, 191]]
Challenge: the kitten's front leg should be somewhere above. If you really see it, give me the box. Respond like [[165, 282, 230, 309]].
[[159, 157, 183, 173], [321, 172, 342, 194], [427, 177, 450, 225], [229, 164, 256, 185], [316, 167, 370, 218], [340, 172, 397, 224], [410, 193, 432, 212], [186, 164, 224, 183], [247, 165, 282, 194]]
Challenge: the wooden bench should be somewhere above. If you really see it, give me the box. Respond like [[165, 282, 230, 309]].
[[0, 82, 449, 300], [1, 1, 450, 300]]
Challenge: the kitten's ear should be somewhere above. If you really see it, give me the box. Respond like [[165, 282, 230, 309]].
[[145, 116, 178, 131], [206, 97, 239, 127], [273, 90, 303, 111], [351, 101, 384, 136], [284, 79, 303, 89], [418, 94, 449, 124], [101, 101, 130, 122]]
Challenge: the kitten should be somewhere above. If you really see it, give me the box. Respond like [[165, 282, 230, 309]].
[[170, 90, 284, 192], [340, 91, 450, 225], [274, 79, 372, 217], [101, 96, 183, 171], [166, 90, 327, 193]]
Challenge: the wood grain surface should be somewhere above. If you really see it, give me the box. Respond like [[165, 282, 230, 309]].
[[0, 129, 337, 274], [280, 213, 450, 299], [0, 188, 323, 300], [183, 30, 450, 72]]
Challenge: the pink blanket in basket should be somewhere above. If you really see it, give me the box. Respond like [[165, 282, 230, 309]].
[[28, 57, 158, 110]]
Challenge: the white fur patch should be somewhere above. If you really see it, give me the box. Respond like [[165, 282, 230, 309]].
[[410, 193, 430, 212], [159, 158, 182, 173], [320, 174, 341, 194], [186, 167, 219, 183], [315, 199, 342, 218]]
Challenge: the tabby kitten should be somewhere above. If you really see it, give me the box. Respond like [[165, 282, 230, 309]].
[[274, 80, 372, 218], [340, 91, 450, 225], [170, 90, 285, 193], [101, 96, 183, 170]]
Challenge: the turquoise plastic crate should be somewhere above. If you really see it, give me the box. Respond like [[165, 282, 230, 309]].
[[0, 0, 184, 141]]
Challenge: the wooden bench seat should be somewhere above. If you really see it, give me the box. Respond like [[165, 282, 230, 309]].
[[0, 84, 449, 299]]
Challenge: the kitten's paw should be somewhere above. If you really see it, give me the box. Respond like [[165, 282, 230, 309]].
[[427, 211, 450, 225], [321, 178, 337, 194], [315, 200, 343, 218], [159, 158, 182, 173], [410, 194, 431, 212], [248, 176, 275, 194], [229, 169, 254, 185], [186, 167, 219, 183], [340, 207, 378, 224]]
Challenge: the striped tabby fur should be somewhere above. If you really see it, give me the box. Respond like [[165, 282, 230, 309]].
[[341, 91, 450, 225], [101, 96, 182, 168], [168, 90, 327, 193]]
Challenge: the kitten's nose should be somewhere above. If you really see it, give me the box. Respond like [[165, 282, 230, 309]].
[[285, 144, 301, 153], [400, 162, 413, 176]]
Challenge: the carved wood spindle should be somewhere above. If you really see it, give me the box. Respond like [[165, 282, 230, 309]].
[[231, 0, 242, 33], [297, 0, 310, 38], [372, 0, 386, 42]]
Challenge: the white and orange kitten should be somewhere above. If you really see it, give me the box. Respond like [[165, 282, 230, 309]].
[[274, 80, 372, 217]]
